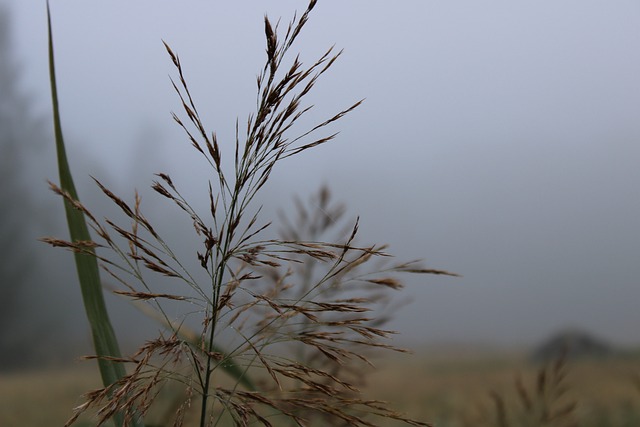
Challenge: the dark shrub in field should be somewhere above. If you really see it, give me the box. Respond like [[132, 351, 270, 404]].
[[531, 329, 613, 364]]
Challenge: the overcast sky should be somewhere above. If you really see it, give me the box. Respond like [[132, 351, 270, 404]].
[[4, 0, 640, 348]]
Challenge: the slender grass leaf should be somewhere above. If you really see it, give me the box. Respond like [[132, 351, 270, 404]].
[[47, 3, 143, 426]]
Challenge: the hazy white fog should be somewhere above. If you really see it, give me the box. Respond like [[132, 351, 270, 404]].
[[2, 1, 639, 352]]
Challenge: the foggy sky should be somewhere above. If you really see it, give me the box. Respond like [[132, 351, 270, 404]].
[[4, 0, 640, 348]]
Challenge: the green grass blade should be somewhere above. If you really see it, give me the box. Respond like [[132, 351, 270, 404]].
[[47, 3, 142, 426]]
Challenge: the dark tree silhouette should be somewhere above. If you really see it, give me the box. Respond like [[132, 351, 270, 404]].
[[0, 5, 50, 370]]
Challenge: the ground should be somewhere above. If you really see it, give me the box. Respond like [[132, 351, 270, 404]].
[[2, 347, 639, 426]]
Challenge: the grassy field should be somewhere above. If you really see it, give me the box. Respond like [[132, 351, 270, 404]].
[[2, 348, 639, 427], [365, 348, 640, 426]]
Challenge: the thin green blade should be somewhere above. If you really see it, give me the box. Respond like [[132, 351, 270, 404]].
[[47, 3, 142, 426]]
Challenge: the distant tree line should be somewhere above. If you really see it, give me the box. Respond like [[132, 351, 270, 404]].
[[0, 5, 52, 370]]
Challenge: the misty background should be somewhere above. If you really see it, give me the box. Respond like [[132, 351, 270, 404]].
[[1, 1, 639, 370]]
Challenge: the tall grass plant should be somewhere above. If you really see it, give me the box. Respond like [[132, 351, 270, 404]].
[[44, 1, 456, 426]]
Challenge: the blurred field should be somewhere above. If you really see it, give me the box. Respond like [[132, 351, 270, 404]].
[[2, 348, 639, 426], [0, 362, 100, 426], [365, 347, 640, 426]]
